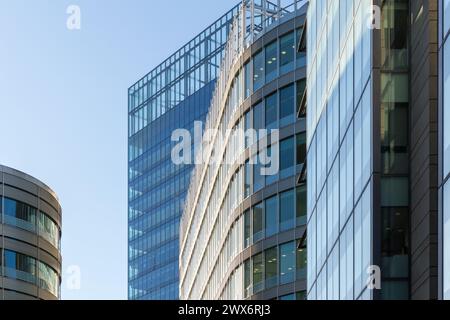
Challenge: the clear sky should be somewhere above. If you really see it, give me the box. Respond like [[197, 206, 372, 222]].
[[0, 0, 238, 300]]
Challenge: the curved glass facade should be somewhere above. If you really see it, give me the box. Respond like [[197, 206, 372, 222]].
[[0, 249, 59, 298], [0, 165, 62, 300], [180, 3, 308, 300]]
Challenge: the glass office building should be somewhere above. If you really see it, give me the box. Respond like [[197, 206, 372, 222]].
[[306, 0, 413, 300], [0, 165, 62, 300], [307, 0, 374, 300], [306, 0, 450, 300], [180, 0, 308, 300], [128, 5, 239, 300], [440, 0, 450, 301]]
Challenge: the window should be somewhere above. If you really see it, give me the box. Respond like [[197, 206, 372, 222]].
[[339, 219, 354, 300], [316, 191, 327, 269], [280, 32, 295, 74], [280, 242, 295, 284], [296, 133, 306, 165], [279, 84, 295, 126], [327, 243, 340, 300], [381, 177, 409, 207], [317, 115, 327, 193], [244, 209, 251, 247], [265, 146, 278, 186], [39, 212, 60, 249], [355, 102, 363, 197], [265, 196, 278, 237], [381, 207, 409, 275], [296, 27, 306, 67], [354, 3, 363, 101], [265, 247, 278, 289], [307, 210, 316, 292], [244, 61, 251, 98], [381, 104, 409, 175], [380, 281, 409, 300], [265, 92, 278, 130], [245, 161, 251, 198], [296, 185, 307, 226], [296, 80, 306, 117], [280, 189, 295, 232], [254, 154, 264, 192], [253, 51, 264, 91], [362, 86, 371, 187], [245, 111, 252, 148], [280, 137, 295, 179], [244, 260, 251, 297], [39, 261, 59, 297], [253, 203, 264, 243], [327, 81, 340, 170], [339, 37, 354, 142], [253, 102, 264, 140], [339, 126, 354, 230], [4, 198, 36, 232], [296, 241, 307, 280], [380, 0, 408, 70], [327, 160, 340, 251], [4, 250, 36, 284], [307, 137, 317, 221], [265, 41, 278, 83], [253, 253, 264, 293], [444, 40, 450, 177], [354, 188, 371, 297]]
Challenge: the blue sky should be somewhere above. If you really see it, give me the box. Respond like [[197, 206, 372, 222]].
[[0, 0, 237, 300]]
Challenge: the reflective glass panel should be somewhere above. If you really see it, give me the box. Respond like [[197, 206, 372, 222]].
[[265, 247, 278, 289], [280, 32, 295, 74], [253, 203, 264, 243], [280, 242, 295, 285], [253, 51, 264, 91], [265, 196, 278, 237], [265, 41, 278, 83], [280, 84, 295, 126], [253, 253, 264, 293]]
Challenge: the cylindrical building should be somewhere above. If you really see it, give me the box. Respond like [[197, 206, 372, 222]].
[[0, 165, 62, 300], [180, 0, 308, 300]]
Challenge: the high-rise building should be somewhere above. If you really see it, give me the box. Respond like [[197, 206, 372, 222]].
[[0, 165, 62, 300], [179, 0, 308, 300], [306, 0, 440, 300], [127, 5, 239, 300], [439, 0, 450, 301]]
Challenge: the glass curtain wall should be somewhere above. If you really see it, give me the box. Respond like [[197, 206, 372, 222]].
[[379, 0, 410, 300], [307, 0, 373, 300]]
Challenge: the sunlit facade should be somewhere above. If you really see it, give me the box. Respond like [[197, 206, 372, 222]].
[[127, 5, 239, 300], [307, 0, 412, 300], [180, 0, 308, 300]]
